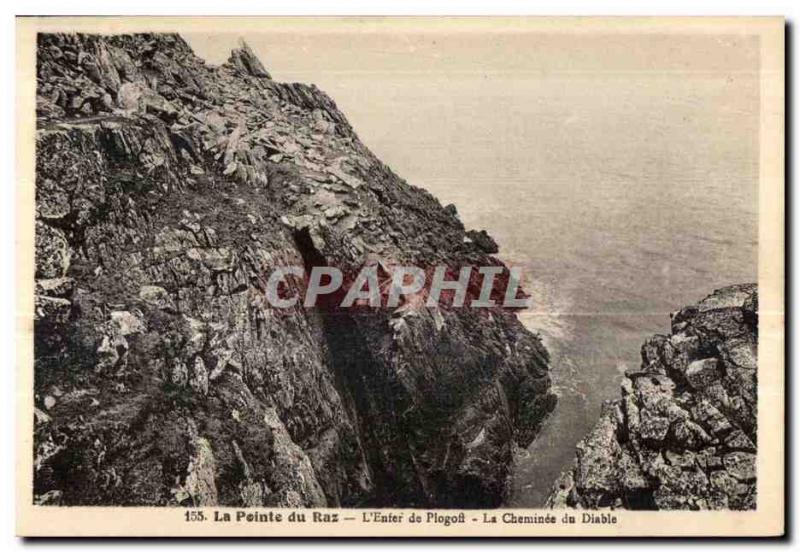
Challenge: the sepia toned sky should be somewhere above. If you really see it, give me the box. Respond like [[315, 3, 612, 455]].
[[184, 24, 760, 76]]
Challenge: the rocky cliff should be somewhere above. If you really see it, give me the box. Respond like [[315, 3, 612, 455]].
[[548, 284, 757, 510], [32, 33, 556, 507]]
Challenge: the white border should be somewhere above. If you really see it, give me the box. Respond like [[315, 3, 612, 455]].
[[3, 1, 794, 550]]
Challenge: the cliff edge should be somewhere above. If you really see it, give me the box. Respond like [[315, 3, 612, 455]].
[[33, 33, 556, 507]]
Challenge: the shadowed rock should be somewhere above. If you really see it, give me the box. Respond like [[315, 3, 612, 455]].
[[227, 40, 272, 79]]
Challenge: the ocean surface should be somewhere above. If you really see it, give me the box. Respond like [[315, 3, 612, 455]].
[[188, 35, 760, 506], [327, 72, 759, 505]]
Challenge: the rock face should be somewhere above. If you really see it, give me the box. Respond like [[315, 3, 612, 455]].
[[33, 33, 556, 507], [548, 284, 757, 510]]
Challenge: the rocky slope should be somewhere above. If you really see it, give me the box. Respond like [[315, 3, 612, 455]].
[[32, 33, 556, 507], [547, 284, 758, 510]]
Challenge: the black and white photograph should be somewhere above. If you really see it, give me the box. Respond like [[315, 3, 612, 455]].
[[14, 14, 785, 538]]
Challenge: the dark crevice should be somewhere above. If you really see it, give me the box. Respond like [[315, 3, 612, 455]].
[[290, 227, 423, 507]]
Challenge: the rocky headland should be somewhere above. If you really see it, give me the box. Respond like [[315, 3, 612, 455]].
[[547, 284, 758, 510], [32, 33, 556, 507]]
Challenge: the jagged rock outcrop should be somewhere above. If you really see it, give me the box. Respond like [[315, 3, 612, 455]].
[[33, 33, 556, 507], [548, 284, 757, 510]]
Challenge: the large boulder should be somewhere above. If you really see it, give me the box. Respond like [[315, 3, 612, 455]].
[[548, 285, 758, 511]]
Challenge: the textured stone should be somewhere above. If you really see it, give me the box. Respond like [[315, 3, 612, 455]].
[[227, 40, 271, 78], [117, 81, 146, 110], [33, 32, 555, 508], [35, 221, 70, 279], [172, 434, 219, 506], [723, 452, 756, 481], [138, 285, 175, 311], [548, 285, 757, 511], [639, 410, 670, 442], [34, 295, 71, 324], [685, 358, 721, 389]]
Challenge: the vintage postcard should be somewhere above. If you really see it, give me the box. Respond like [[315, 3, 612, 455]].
[[15, 16, 784, 537]]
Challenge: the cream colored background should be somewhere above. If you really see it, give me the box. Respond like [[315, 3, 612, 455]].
[[15, 16, 784, 537]]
